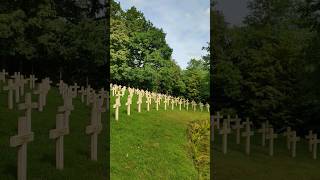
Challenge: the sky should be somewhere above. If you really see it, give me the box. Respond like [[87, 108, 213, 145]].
[[215, 0, 249, 26], [115, 0, 210, 69]]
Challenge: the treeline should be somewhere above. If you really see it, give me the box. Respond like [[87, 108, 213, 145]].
[[212, 0, 320, 130], [0, 0, 107, 88], [111, 0, 209, 103]]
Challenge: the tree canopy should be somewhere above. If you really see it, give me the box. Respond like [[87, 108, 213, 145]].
[[0, 0, 107, 88], [110, 0, 209, 102], [212, 0, 320, 130]]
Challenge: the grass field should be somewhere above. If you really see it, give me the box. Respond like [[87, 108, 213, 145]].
[[213, 127, 320, 180], [110, 92, 209, 179], [0, 82, 107, 179]]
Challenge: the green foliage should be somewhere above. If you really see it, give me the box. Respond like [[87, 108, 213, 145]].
[[0, 0, 106, 88], [110, 1, 209, 101], [212, 0, 320, 128], [187, 119, 210, 180]]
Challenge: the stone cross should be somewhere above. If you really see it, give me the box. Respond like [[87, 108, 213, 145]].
[[219, 119, 231, 154], [311, 134, 320, 160], [283, 127, 292, 150], [10, 116, 34, 180], [111, 85, 117, 96], [137, 92, 143, 113], [191, 101, 197, 112], [155, 95, 160, 111], [175, 97, 178, 106], [199, 102, 204, 112], [11, 72, 20, 80], [305, 130, 314, 152], [18, 75, 27, 97], [96, 96, 106, 124], [121, 86, 126, 97], [266, 128, 278, 156], [49, 114, 69, 169], [86, 95, 103, 161], [70, 83, 79, 97], [57, 80, 65, 94], [78, 86, 86, 103], [186, 100, 189, 111], [18, 93, 38, 131], [12, 76, 20, 103], [164, 96, 169, 110], [231, 116, 243, 144], [113, 92, 121, 120], [213, 112, 223, 129], [146, 95, 152, 111], [28, 75, 37, 89], [58, 87, 74, 129], [289, 131, 300, 158], [125, 95, 132, 115], [226, 115, 232, 129], [171, 97, 175, 110], [241, 118, 254, 155], [3, 79, 15, 109], [0, 69, 8, 83], [33, 83, 47, 112], [177, 99, 181, 111], [86, 85, 92, 106], [258, 123, 267, 147]]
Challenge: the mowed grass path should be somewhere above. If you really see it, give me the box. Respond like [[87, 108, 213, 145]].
[[0, 82, 107, 179], [110, 93, 209, 179], [213, 128, 320, 180]]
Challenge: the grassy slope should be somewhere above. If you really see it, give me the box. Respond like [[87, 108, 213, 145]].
[[213, 127, 320, 180], [110, 93, 209, 179], [0, 82, 107, 179]]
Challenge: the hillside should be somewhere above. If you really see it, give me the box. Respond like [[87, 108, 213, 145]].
[[110, 91, 209, 179], [213, 128, 320, 180], [0, 83, 107, 179]]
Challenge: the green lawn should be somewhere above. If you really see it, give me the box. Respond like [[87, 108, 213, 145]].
[[213, 127, 320, 180], [110, 93, 209, 179], [0, 82, 107, 179]]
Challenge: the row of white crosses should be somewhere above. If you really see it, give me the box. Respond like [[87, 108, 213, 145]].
[[213, 112, 320, 159], [2, 71, 38, 110], [111, 83, 210, 121], [1, 70, 107, 180]]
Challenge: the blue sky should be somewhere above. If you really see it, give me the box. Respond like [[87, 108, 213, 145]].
[[115, 0, 210, 69]]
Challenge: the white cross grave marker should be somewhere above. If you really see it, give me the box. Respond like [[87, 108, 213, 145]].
[[10, 116, 34, 180], [283, 127, 292, 150], [290, 131, 300, 158], [18, 93, 38, 131], [266, 128, 278, 156], [258, 123, 267, 147], [49, 114, 69, 169], [3, 79, 15, 109], [311, 134, 320, 160], [113, 92, 121, 120], [241, 118, 254, 155], [231, 115, 243, 144], [86, 95, 103, 161], [126, 95, 132, 115], [305, 130, 314, 152], [219, 119, 231, 154]]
